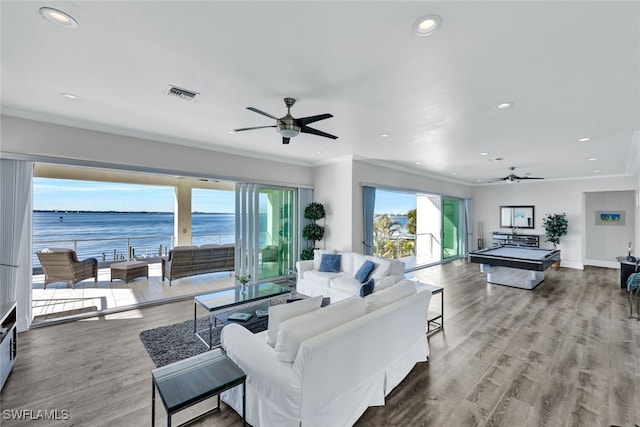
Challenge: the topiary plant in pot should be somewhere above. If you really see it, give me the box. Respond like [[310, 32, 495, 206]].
[[543, 213, 568, 249], [543, 213, 567, 268], [301, 202, 325, 260]]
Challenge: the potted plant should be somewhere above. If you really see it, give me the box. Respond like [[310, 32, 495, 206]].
[[235, 273, 251, 291], [543, 213, 568, 267], [301, 202, 325, 260]]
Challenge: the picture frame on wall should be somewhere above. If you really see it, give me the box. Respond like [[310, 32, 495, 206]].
[[595, 210, 625, 226]]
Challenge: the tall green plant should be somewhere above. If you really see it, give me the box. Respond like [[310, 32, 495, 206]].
[[543, 213, 568, 248], [301, 202, 325, 260]]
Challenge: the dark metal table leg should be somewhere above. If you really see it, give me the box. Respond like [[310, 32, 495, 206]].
[[242, 381, 246, 426], [152, 380, 156, 427], [441, 289, 444, 330]]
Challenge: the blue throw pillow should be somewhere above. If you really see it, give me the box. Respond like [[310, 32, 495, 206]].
[[318, 254, 341, 273], [359, 278, 375, 297], [354, 260, 376, 283]]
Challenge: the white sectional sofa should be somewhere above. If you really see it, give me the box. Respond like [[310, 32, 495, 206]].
[[220, 280, 432, 427], [296, 250, 405, 302]]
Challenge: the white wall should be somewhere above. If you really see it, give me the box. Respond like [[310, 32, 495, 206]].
[[0, 116, 314, 188], [584, 190, 635, 267], [473, 176, 637, 269], [312, 158, 354, 251]]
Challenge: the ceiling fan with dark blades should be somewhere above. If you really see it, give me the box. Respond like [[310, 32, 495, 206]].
[[234, 97, 337, 144], [488, 166, 544, 183]]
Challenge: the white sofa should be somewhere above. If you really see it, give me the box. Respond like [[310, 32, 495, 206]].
[[296, 250, 405, 302], [220, 280, 432, 427]]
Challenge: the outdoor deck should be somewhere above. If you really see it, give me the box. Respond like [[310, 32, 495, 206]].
[[31, 263, 235, 324]]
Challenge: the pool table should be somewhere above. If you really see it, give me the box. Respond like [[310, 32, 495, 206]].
[[469, 246, 561, 289]]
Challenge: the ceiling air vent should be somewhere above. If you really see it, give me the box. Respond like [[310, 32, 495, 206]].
[[166, 85, 198, 102]]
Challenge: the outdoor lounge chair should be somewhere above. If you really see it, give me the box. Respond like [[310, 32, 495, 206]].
[[36, 248, 98, 289], [261, 245, 279, 266]]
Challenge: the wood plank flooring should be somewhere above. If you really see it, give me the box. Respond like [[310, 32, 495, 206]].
[[1, 261, 638, 426]]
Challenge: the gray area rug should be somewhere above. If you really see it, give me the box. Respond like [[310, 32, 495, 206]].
[[140, 314, 268, 367], [139, 293, 305, 367]]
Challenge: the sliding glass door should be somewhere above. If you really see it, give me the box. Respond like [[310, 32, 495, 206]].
[[236, 183, 297, 283], [442, 197, 466, 260]]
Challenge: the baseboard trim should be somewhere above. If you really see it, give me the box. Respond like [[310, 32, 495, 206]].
[[583, 259, 619, 269], [559, 260, 584, 270]]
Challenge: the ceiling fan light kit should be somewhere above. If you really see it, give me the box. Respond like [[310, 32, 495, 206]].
[[234, 97, 337, 144]]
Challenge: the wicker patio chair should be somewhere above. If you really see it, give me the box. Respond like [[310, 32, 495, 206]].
[[36, 248, 98, 289], [261, 245, 279, 266]]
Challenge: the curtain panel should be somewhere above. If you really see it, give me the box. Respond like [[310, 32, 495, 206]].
[[362, 186, 376, 255], [0, 159, 33, 312]]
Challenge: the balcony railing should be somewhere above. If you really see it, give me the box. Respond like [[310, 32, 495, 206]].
[[32, 233, 236, 269]]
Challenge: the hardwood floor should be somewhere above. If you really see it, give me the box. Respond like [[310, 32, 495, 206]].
[[1, 261, 638, 426]]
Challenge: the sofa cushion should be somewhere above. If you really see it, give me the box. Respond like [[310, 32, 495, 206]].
[[266, 296, 324, 347], [340, 252, 356, 274], [359, 278, 375, 297], [364, 280, 416, 312], [304, 269, 346, 288], [354, 260, 376, 283], [319, 254, 341, 273], [330, 275, 362, 295], [275, 296, 366, 362]]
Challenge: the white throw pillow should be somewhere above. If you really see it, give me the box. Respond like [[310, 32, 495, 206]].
[[374, 275, 395, 292], [365, 255, 391, 279], [364, 280, 416, 312], [275, 296, 366, 362], [266, 296, 324, 347]]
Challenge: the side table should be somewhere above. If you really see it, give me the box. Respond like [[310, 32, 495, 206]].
[[152, 348, 246, 426], [408, 278, 444, 334]]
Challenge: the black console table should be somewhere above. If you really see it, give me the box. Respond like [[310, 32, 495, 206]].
[[492, 232, 541, 248], [0, 301, 17, 391], [616, 256, 639, 289]]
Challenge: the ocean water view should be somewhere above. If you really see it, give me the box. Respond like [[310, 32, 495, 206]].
[[32, 211, 243, 268]]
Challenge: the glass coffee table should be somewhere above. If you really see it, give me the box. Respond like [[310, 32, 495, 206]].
[[151, 348, 246, 426], [194, 282, 291, 348]]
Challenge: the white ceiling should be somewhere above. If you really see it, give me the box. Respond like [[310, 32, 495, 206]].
[[1, 1, 639, 184]]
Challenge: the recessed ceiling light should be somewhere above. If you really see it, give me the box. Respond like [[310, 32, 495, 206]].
[[480, 152, 488, 156], [379, 133, 390, 138], [227, 130, 236, 134], [415, 162, 421, 165], [588, 158, 597, 161], [579, 137, 591, 142], [60, 93, 79, 100], [496, 102, 513, 109], [39, 7, 78, 29], [413, 15, 442, 36], [316, 151, 322, 154], [593, 170, 600, 173], [476, 179, 482, 182], [451, 172, 457, 175]]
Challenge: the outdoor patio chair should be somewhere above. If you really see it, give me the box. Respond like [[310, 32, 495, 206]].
[[36, 248, 98, 289], [261, 245, 279, 266]]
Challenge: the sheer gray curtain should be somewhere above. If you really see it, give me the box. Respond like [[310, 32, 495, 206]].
[[362, 186, 376, 255], [464, 198, 473, 256], [0, 159, 33, 308]]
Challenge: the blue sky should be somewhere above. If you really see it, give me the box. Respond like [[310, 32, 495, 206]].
[[33, 178, 235, 213], [375, 190, 416, 215], [33, 178, 415, 215]]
